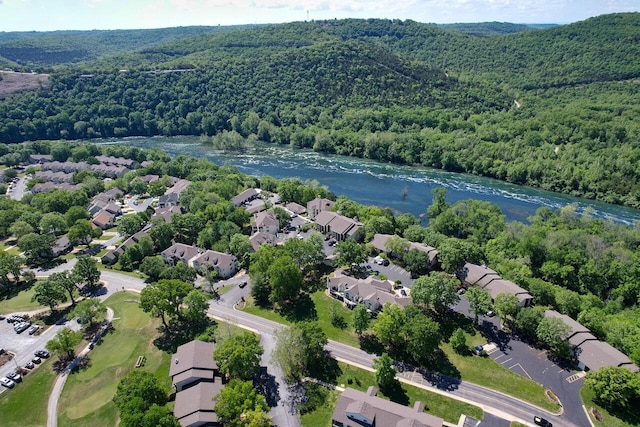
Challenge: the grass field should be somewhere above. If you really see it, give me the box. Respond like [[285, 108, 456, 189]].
[[581, 385, 640, 427], [57, 291, 170, 427], [0, 287, 42, 314], [0, 357, 56, 427], [299, 362, 483, 426]]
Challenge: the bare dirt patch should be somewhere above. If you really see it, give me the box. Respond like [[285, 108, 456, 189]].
[[0, 71, 49, 99]]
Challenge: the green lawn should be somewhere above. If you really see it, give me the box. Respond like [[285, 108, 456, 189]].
[[0, 358, 56, 427], [57, 291, 170, 427], [243, 290, 360, 346], [581, 385, 640, 427], [0, 287, 42, 314], [300, 362, 483, 426]]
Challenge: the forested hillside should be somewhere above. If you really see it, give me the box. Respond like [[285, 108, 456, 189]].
[[0, 25, 254, 68], [1, 14, 640, 208]]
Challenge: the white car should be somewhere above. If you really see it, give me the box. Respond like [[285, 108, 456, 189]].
[[0, 377, 15, 388]]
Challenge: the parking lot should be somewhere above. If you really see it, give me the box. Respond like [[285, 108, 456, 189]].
[[0, 313, 82, 393]]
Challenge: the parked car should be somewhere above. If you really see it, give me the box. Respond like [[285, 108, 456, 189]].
[[238, 281, 247, 288], [486, 310, 496, 318], [24, 362, 35, 370], [32, 357, 42, 364], [6, 371, 21, 382], [533, 416, 552, 427], [35, 350, 50, 358], [457, 288, 466, 295], [0, 314, 5, 320], [14, 322, 31, 333], [28, 325, 40, 335], [0, 377, 15, 388]]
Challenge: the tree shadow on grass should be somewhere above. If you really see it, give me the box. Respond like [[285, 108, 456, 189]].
[[436, 310, 475, 340], [424, 348, 461, 382], [278, 294, 317, 322], [308, 352, 341, 384], [380, 380, 410, 406]]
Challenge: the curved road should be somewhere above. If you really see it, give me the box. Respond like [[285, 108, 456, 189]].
[[37, 264, 584, 427]]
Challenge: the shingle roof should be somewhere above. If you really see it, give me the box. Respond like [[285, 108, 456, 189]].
[[170, 340, 217, 378]]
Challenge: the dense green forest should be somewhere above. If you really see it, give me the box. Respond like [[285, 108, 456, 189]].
[[1, 14, 640, 208]]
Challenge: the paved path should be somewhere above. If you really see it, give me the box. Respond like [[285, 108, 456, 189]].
[[46, 307, 114, 427]]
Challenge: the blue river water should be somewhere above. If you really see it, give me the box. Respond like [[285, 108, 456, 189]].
[[100, 136, 640, 225]]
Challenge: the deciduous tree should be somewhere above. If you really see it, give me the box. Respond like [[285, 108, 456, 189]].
[[214, 332, 263, 381], [351, 304, 370, 336], [72, 255, 101, 291], [46, 327, 82, 361], [214, 379, 269, 427], [411, 272, 459, 314], [465, 287, 493, 325], [373, 353, 397, 390], [585, 366, 640, 409]]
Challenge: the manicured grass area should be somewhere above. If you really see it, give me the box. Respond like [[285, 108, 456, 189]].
[[300, 388, 339, 427], [243, 290, 360, 346], [511, 422, 528, 427], [0, 358, 56, 427], [581, 385, 640, 427], [0, 287, 42, 313], [57, 291, 170, 427], [300, 362, 483, 426], [440, 334, 559, 413]]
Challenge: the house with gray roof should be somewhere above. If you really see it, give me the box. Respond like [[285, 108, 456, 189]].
[[249, 232, 277, 252], [315, 211, 361, 242], [328, 270, 409, 313], [457, 263, 532, 307], [544, 310, 638, 372], [189, 250, 238, 279], [251, 211, 279, 235], [371, 234, 439, 270], [232, 188, 260, 206], [152, 205, 182, 223], [161, 243, 201, 266], [170, 340, 226, 427], [307, 197, 334, 219], [158, 192, 179, 208], [332, 386, 443, 427]]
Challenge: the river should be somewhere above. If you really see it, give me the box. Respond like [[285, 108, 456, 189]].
[[100, 136, 640, 225]]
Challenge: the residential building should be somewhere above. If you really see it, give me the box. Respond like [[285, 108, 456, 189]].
[[189, 250, 238, 278], [457, 263, 533, 307], [161, 243, 201, 266], [158, 193, 179, 208], [232, 188, 260, 206], [332, 386, 444, 427], [92, 210, 117, 229], [307, 197, 334, 220], [152, 205, 182, 223], [545, 310, 638, 372], [251, 211, 279, 235], [285, 202, 306, 216], [370, 233, 439, 270], [327, 270, 409, 312], [315, 211, 361, 242], [249, 232, 277, 252], [170, 340, 226, 427]]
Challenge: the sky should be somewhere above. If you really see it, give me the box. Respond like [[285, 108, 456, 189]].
[[0, 0, 638, 32]]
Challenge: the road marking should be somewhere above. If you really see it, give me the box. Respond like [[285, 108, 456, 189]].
[[509, 363, 532, 380], [566, 372, 586, 383], [500, 358, 512, 365], [494, 354, 505, 360]]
